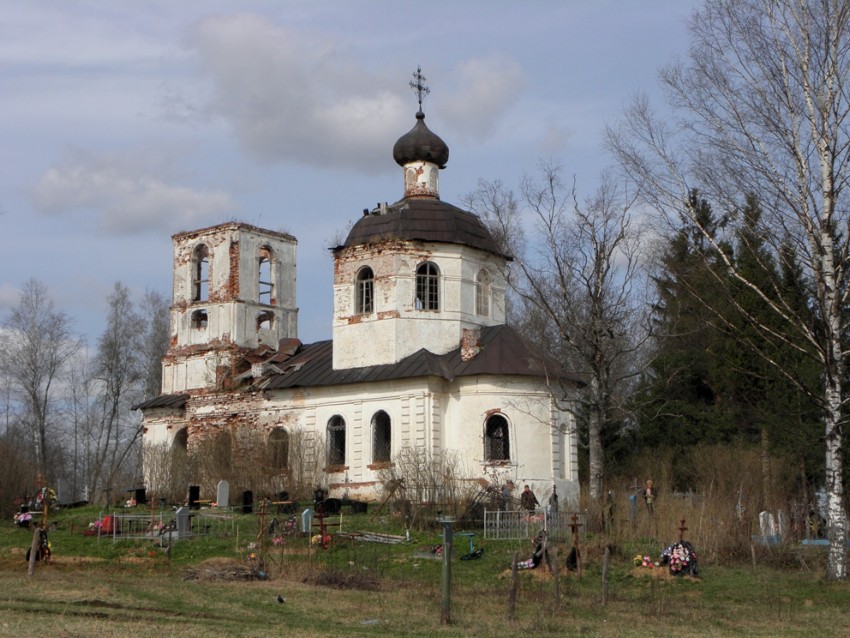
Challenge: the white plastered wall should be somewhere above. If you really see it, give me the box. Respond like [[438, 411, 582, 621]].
[[257, 373, 578, 504], [333, 243, 507, 369]]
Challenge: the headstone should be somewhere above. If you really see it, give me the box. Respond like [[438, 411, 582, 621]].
[[188, 485, 200, 509], [56, 478, 72, 505], [759, 511, 776, 537], [301, 508, 314, 534], [134, 487, 147, 506], [175, 506, 191, 538], [216, 480, 230, 508], [242, 490, 253, 514]]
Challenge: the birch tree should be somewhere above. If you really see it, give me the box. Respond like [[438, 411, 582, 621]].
[[139, 289, 169, 401], [608, 0, 850, 579], [0, 279, 80, 480], [88, 282, 144, 500]]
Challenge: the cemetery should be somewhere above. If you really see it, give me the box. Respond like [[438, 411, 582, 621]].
[[2, 472, 849, 638]]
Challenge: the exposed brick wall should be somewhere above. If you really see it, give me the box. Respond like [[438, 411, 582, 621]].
[[461, 327, 481, 361]]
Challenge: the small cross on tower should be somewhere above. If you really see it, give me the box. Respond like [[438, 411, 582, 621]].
[[409, 66, 430, 113]]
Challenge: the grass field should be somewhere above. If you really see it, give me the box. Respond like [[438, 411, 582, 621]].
[[2, 505, 849, 637]]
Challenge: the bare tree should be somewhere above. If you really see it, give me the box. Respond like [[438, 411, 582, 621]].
[[0, 279, 80, 480], [88, 282, 144, 502], [608, 0, 850, 579], [66, 353, 97, 502], [139, 289, 170, 400], [465, 165, 649, 505]]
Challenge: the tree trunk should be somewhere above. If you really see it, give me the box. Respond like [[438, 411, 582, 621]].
[[588, 379, 604, 503], [824, 378, 847, 580], [760, 426, 771, 512], [822, 215, 847, 580]]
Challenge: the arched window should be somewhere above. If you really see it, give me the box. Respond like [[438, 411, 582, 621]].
[[259, 247, 274, 305], [372, 410, 392, 463], [192, 244, 209, 302], [415, 262, 440, 311], [269, 429, 289, 471], [476, 269, 491, 317], [356, 267, 374, 314], [191, 309, 208, 330], [327, 415, 346, 467], [484, 414, 510, 462], [257, 311, 274, 331]]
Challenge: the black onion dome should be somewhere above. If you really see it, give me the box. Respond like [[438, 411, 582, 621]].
[[340, 198, 509, 259], [392, 111, 449, 169]]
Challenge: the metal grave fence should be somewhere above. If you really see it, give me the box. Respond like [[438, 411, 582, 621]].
[[483, 509, 586, 542], [104, 510, 236, 543]]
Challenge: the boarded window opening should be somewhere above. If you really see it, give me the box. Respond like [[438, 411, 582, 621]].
[[269, 428, 289, 471], [476, 269, 491, 317]]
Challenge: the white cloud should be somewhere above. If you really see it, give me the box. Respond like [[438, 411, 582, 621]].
[[32, 152, 234, 234], [174, 14, 523, 172], [173, 14, 408, 171], [441, 56, 525, 142]]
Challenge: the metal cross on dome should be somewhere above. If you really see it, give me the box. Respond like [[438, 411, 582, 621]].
[[409, 66, 430, 113]]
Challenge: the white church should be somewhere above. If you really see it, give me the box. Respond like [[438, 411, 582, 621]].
[[137, 83, 581, 509]]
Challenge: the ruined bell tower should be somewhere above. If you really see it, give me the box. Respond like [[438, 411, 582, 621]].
[[160, 222, 298, 393]]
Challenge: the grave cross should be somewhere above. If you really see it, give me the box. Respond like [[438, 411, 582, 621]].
[[679, 518, 688, 542], [256, 499, 269, 546], [569, 512, 582, 543]]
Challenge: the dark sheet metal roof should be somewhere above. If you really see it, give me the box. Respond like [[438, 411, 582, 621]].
[[339, 198, 510, 259], [392, 111, 449, 169], [257, 324, 580, 391], [133, 393, 189, 411], [135, 326, 581, 410]]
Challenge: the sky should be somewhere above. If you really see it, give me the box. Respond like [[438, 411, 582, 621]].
[[1, 0, 701, 347]]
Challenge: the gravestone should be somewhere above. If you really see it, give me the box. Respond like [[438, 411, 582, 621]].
[[134, 487, 147, 506], [55, 478, 72, 505], [759, 511, 776, 537], [175, 506, 191, 538], [216, 480, 230, 508], [301, 508, 314, 534], [242, 490, 253, 514]]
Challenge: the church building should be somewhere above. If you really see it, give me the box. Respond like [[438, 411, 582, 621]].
[[137, 78, 581, 509]]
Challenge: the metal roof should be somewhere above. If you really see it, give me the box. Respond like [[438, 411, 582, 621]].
[[339, 198, 510, 259], [134, 326, 582, 411], [257, 324, 581, 391], [392, 111, 449, 169], [133, 393, 189, 411]]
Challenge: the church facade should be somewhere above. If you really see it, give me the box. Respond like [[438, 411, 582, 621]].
[[138, 100, 581, 508]]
